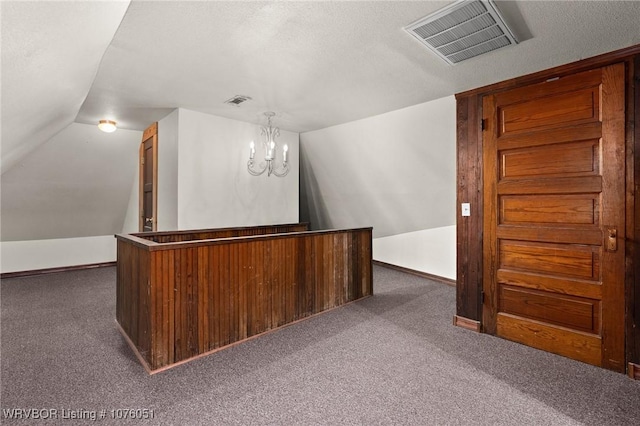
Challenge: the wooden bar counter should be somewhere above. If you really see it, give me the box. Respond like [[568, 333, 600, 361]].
[[115, 224, 373, 373]]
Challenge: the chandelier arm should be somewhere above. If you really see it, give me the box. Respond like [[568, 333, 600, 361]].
[[271, 163, 289, 177], [247, 159, 268, 176]]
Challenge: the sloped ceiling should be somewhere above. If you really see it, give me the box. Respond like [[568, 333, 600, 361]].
[[1, 123, 140, 241], [1, 1, 130, 174], [4, 1, 640, 168], [75, 0, 640, 133]]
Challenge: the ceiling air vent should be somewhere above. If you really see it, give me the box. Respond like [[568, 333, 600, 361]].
[[224, 95, 252, 107], [404, 0, 518, 65]]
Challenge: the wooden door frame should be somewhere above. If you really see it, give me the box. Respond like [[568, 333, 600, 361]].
[[454, 44, 640, 374], [139, 122, 158, 232]]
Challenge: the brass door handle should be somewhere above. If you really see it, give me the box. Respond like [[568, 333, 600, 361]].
[[606, 228, 617, 252]]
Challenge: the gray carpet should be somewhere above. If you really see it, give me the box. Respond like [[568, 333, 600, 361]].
[[1, 265, 639, 425]]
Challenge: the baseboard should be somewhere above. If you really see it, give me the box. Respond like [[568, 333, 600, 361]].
[[629, 363, 640, 380], [453, 315, 481, 332], [1, 262, 116, 279], [372, 260, 456, 287]]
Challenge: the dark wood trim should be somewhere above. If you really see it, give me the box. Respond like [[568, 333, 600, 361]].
[[373, 260, 456, 286], [629, 363, 640, 380], [133, 222, 310, 239], [457, 44, 640, 99], [1, 262, 116, 279], [116, 225, 373, 252], [132, 223, 310, 244], [453, 315, 481, 332], [456, 94, 484, 323], [631, 54, 640, 367], [139, 122, 158, 232]]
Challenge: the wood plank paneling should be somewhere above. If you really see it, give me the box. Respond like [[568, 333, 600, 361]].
[[229, 242, 239, 343], [115, 225, 373, 372]]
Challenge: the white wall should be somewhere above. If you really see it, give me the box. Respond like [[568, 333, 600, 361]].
[[1, 1, 130, 173], [177, 109, 299, 230], [123, 109, 301, 234], [373, 226, 456, 280], [120, 110, 180, 234], [157, 109, 179, 231], [300, 95, 456, 238], [300, 95, 456, 279], [1, 122, 141, 241], [121, 108, 300, 235], [1, 123, 141, 273], [0, 236, 117, 274], [121, 172, 140, 234]]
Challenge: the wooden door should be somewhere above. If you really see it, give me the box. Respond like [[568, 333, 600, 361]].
[[482, 64, 626, 371], [139, 123, 158, 232]]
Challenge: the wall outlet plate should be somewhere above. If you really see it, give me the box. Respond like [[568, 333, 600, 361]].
[[461, 203, 471, 217]]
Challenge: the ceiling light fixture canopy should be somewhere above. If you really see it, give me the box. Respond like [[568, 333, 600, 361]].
[[247, 112, 289, 177], [98, 119, 117, 133]]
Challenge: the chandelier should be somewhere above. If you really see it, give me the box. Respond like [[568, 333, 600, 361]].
[[247, 112, 289, 177]]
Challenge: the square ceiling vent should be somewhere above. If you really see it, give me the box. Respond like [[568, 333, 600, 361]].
[[404, 0, 518, 65], [224, 95, 252, 107]]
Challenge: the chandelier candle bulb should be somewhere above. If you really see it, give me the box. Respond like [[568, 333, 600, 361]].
[[249, 141, 255, 159], [283, 144, 288, 162], [267, 141, 275, 160]]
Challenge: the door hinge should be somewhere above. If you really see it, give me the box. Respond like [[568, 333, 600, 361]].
[[141, 156, 145, 165], [481, 118, 487, 131]]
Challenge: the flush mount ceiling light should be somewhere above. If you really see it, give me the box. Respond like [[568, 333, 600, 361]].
[[404, 0, 518, 65], [98, 119, 117, 133]]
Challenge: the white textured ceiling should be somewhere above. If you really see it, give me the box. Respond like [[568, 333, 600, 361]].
[[4, 1, 640, 165], [1, 0, 129, 172]]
